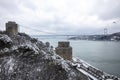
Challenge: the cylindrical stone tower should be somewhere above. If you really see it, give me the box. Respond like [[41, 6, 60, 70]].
[[55, 41, 72, 61], [6, 21, 18, 36]]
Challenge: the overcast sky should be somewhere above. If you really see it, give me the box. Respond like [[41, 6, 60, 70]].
[[0, 0, 120, 35]]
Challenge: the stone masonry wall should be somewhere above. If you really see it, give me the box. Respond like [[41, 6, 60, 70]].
[[55, 42, 72, 61]]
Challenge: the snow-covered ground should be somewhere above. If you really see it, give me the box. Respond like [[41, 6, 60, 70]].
[[72, 57, 120, 80], [0, 33, 89, 80]]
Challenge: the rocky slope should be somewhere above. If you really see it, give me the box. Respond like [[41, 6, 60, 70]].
[[0, 32, 88, 80]]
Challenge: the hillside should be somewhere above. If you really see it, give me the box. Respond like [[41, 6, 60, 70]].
[[0, 32, 88, 80]]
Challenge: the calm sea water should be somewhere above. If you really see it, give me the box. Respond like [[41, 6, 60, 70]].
[[33, 36, 120, 77]]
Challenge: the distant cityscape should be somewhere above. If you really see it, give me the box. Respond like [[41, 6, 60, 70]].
[[68, 32, 120, 41]]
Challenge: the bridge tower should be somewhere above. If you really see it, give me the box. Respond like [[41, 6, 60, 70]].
[[104, 28, 108, 35]]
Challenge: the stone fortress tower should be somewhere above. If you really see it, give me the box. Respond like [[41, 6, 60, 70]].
[[6, 21, 18, 36], [55, 41, 72, 61]]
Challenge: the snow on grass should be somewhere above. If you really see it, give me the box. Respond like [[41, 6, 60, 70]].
[[77, 68, 98, 80], [5, 57, 15, 73], [0, 34, 12, 43]]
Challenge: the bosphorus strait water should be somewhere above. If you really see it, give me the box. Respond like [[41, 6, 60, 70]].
[[33, 36, 120, 77]]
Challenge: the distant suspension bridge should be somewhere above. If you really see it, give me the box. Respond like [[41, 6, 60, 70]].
[[18, 19, 120, 37]]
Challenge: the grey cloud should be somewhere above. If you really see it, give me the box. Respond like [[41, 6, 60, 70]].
[[20, 0, 38, 11], [92, 0, 120, 20], [0, 0, 21, 14], [0, 0, 120, 35]]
